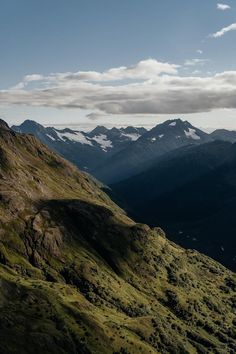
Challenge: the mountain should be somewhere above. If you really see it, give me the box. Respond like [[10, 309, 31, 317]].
[[12, 120, 147, 172], [87, 125, 146, 154], [93, 119, 212, 184], [109, 140, 236, 271], [210, 129, 236, 143], [1, 119, 236, 353]]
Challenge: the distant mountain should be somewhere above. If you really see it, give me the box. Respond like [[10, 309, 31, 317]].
[[109, 140, 236, 270], [12, 120, 147, 171], [210, 128, 236, 143], [13, 119, 236, 187], [1, 119, 236, 353], [93, 119, 212, 183]]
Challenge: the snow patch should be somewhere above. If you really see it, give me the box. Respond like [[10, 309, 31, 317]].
[[169, 122, 176, 126], [184, 128, 201, 140], [158, 134, 164, 138], [56, 131, 93, 145], [46, 134, 56, 141], [121, 133, 141, 141], [92, 134, 113, 151]]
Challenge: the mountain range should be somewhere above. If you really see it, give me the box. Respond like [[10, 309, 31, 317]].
[[12, 120, 147, 172], [1, 119, 236, 353], [13, 118, 236, 185]]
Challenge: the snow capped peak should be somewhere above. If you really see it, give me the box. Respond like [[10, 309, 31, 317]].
[[165, 118, 183, 126]]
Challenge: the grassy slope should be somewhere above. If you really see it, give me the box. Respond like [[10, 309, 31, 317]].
[[1, 123, 236, 354]]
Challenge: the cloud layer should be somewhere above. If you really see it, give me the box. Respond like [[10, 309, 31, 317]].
[[1, 59, 236, 116]]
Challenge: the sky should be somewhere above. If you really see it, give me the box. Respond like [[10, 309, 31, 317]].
[[1, 0, 236, 130]]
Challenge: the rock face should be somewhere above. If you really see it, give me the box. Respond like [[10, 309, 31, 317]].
[[1, 121, 236, 354]]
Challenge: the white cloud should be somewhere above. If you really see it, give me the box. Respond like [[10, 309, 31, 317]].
[[50, 59, 179, 83], [211, 23, 236, 38], [196, 50, 203, 54], [217, 3, 231, 10], [184, 58, 209, 66], [1, 59, 236, 116], [24, 74, 44, 82]]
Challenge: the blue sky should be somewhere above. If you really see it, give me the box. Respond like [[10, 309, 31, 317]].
[[1, 0, 236, 130]]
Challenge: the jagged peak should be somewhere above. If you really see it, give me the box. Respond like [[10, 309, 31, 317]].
[[11, 119, 46, 135], [164, 118, 191, 126], [20, 119, 44, 129], [89, 125, 108, 135]]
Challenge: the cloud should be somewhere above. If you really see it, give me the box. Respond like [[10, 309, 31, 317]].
[[196, 50, 203, 54], [35, 59, 178, 84], [86, 112, 105, 120], [184, 58, 209, 66], [211, 23, 236, 38], [24, 74, 44, 82], [1, 59, 236, 116], [217, 3, 231, 10]]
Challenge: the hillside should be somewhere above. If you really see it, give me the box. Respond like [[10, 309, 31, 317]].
[[110, 140, 236, 271], [1, 120, 236, 353]]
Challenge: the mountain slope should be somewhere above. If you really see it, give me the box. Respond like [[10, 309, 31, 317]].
[[110, 140, 236, 270], [93, 119, 212, 184], [210, 129, 236, 143], [12, 120, 146, 172], [1, 119, 236, 353]]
